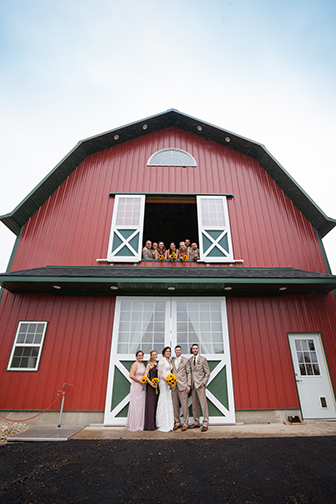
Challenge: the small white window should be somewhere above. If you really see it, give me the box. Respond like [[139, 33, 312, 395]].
[[147, 148, 196, 167], [7, 321, 48, 371]]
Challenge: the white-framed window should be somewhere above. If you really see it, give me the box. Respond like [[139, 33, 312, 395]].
[[107, 195, 145, 262], [197, 196, 234, 262], [7, 321, 48, 371], [147, 148, 197, 167], [116, 299, 168, 354]]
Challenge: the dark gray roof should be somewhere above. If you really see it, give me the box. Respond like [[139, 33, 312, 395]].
[[1, 266, 335, 297], [0, 109, 335, 237]]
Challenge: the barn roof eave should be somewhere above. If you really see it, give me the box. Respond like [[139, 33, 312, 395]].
[[0, 266, 336, 297], [1, 109, 335, 237]]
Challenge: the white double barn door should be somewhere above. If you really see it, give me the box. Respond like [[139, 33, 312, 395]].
[[104, 297, 236, 425]]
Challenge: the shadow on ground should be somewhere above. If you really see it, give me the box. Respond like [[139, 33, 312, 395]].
[[1, 437, 335, 503]]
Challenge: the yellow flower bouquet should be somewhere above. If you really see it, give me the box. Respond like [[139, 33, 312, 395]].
[[151, 377, 159, 394], [165, 373, 177, 389], [182, 254, 188, 262], [169, 252, 177, 260], [141, 376, 148, 390], [158, 255, 165, 261]]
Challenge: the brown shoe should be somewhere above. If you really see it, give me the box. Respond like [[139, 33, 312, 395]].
[[173, 424, 180, 430], [189, 424, 200, 429], [201, 426, 208, 432], [182, 426, 188, 431]]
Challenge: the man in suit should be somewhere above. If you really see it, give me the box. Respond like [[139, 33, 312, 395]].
[[172, 345, 191, 431], [142, 240, 154, 259], [189, 343, 211, 432]]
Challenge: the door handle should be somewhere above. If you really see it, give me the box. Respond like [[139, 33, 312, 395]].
[[296, 379, 303, 382]]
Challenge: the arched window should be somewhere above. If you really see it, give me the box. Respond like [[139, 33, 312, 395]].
[[147, 148, 197, 167]]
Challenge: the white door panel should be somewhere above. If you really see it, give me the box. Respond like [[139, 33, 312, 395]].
[[289, 334, 336, 420]]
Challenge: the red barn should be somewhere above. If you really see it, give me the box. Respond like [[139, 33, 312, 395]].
[[1, 109, 336, 426]]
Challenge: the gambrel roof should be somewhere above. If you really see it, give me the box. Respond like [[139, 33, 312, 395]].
[[1, 109, 335, 237]]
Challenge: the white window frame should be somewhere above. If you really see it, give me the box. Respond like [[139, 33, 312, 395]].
[[147, 148, 197, 167], [197, 195, 234, 263], [7, 321, 48, 372], [107, 195, 146, 263]]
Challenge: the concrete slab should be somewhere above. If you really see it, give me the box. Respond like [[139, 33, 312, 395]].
[[7, 426, 84, 442], [72, 421, 336, 440]]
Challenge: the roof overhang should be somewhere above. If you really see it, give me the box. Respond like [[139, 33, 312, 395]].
[[1, 266, 335, 297], [1, 109, 335, 238]]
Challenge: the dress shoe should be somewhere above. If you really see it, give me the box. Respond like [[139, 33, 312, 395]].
[[189, 424, 200, 429], [173, 424, 180, 430], [182, 426, 188, 431], [201, 426, 208, 432]]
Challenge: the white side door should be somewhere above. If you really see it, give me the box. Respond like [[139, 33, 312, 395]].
[[288, 334, 336, 420]]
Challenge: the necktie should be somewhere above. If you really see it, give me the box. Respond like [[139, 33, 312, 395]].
[[193, 357, 196, 366]]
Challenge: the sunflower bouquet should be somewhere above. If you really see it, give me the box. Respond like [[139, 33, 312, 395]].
[[158, 255, 165, 261], [181, 254, 188, 262], [165, 373, 177, 390], [141, 375, 148, 390], [151, 377, 159, 394], [169, 252, 177, 261]]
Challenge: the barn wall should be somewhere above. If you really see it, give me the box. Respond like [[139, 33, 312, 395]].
[[10, 126, 326, 273], [1, 289, 336, 412], [0, 292, 115, 411], [228, 292, 336, 410]]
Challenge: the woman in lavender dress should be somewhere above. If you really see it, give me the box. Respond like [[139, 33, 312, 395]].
[[125, 350, 146, 431]]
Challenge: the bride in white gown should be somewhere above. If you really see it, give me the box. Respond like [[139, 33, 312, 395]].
[[156, 346, 174, 432]]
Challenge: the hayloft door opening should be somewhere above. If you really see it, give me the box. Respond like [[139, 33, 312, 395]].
[[143, 196, 198, 251], [288, 334, 336, 420]]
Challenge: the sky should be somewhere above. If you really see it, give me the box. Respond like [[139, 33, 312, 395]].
[[0, 0, 335, 272]]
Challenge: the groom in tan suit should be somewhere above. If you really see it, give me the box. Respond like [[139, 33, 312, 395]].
[[172, 345, 191, 431], [189, 343, 211, 432]]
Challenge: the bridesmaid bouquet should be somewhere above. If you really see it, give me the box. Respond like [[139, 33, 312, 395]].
[[169, 252, 177, 261], [151, 377, 159, 394], [158, 255, 164, 261], [181, 254, 188, 262], [141, 376, 148, 390], [165, 373, 177, 390]]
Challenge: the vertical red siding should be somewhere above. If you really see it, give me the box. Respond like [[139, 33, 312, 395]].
[[1, 289, 336, 411], [228, 293, 336, 410], [9, 126, 326, 273], [0, 292, 115, 411]]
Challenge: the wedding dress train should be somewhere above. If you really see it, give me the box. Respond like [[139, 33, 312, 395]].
[[156, 357, 174, 432]]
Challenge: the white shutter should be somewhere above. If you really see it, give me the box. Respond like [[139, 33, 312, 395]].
[[197, 196, 234, 263], [107, 195, 145, 262]]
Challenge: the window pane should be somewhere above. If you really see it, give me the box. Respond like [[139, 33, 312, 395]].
[[117, 301, 166, 354], [17, 333, 26, 343], [306, 364, 313, 375], [9, 322, 46, 371], [176, 301, 224, 354], [295, 340, 302, 351], [201, 199, 225, 227], [308, 340, 315, 351], [116, 198, 141, 226], [299, 364, 306, 375], [26, 333, 34, 344], [313, 364, 320, 375]]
